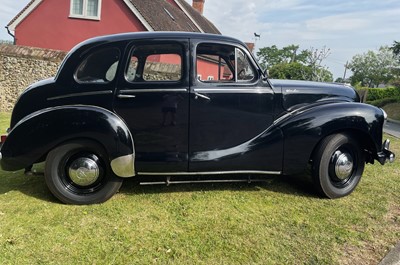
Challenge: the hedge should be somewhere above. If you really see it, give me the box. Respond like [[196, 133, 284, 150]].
[[356, 87, 400, 101]]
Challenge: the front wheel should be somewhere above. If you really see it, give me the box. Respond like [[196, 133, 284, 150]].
[[45, 140, 123, 204], [312, 133, 365, 198]]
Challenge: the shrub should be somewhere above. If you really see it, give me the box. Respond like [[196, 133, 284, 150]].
[[356, 87, 400, 101], [367, 97, 400, 107]]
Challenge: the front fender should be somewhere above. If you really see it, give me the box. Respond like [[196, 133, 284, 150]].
[[0, 105, 135, 177], [278, 102, 384, 175]]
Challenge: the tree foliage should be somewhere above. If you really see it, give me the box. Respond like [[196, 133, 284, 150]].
[[257, 44, 333, 82], [391, 41, 400, 62], [349, 46, 399, 88], [257, 45, 309, 69]]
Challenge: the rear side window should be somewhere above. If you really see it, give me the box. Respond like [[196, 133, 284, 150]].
[[75, 47, 120, 83], [126, 43, 182, 82]]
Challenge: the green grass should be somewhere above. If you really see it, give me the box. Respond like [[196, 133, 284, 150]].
[[0, 112, 11, 133], [0, 112, 399, 264]]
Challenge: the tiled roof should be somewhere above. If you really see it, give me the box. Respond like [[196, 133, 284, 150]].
[[174, 0, 220, 34], [128, 0, 200, 32]]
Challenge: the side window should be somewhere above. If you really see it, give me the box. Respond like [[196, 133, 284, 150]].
[[75, 47, 120, 83], [236, 48, 255, 81], [196, 43, 255, 83], [126, 44, 182, 82]]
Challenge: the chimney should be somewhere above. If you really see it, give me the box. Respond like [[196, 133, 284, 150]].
[[192, 0, 205, 15]]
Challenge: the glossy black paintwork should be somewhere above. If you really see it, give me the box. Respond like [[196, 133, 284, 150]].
[[1, 106, 133, 171], [0, 32, 389, 176]]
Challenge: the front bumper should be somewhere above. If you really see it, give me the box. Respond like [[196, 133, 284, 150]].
[[377, 139, 395, 165]]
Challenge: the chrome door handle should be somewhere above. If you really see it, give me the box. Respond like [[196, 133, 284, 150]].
[[194, 92, 210, 101], [117, 94, 136, 99]]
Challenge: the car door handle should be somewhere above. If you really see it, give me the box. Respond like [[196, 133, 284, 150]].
[[117, 94, 136, 99], [194, 92, 210, 101]]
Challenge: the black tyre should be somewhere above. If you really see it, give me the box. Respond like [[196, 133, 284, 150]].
[[45, 140, 123, 204], [312, 133, 365, 198]]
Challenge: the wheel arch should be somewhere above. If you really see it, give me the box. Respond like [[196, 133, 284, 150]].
[[309, 128, 377, 166], [279, 102, 384, 175], [1, 105, 135, 177]]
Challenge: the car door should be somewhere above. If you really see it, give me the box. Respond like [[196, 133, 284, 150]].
[[113, 39, 190, 173], [189, 41, 283, 173]]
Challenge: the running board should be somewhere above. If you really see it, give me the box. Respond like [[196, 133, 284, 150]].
[[140, 176, 271, 186]]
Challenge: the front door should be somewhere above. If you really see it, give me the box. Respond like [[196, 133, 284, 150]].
[[113, 40, 190, 173], [189, 41, 282, 172]]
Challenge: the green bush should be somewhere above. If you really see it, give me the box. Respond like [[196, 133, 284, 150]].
[[356, 87, 400, 102], [367, 97, 400, 107]]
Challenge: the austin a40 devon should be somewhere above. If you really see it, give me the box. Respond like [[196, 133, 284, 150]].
[[0, 32, 395, 204]]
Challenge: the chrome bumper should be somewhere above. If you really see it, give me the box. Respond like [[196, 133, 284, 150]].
[[377, 139, 395, 165]]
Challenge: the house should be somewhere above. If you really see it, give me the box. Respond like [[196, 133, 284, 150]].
[[6, 0, 220, 51]]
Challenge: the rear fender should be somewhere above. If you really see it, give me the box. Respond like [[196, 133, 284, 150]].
[[0, 105, 135, 177], [277, 102, 384, 175]]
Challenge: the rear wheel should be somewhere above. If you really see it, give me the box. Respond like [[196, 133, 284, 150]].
[[45, 140, 123, 204], [312, 133, 365, 198]]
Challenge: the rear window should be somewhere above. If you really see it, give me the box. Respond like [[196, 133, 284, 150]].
[[75, 47, 120, 83]]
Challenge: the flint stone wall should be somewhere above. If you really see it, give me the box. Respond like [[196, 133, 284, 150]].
[[0, 44, 66, 112]]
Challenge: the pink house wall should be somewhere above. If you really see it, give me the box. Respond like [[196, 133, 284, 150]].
[[15, 0, 147, 51]]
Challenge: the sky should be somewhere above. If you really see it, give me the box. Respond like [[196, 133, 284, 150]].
[[1, 0, 400, 79]]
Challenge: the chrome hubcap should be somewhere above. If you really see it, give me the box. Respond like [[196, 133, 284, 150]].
[[68, 157, 100, 186], [334, 151, 354, 180]]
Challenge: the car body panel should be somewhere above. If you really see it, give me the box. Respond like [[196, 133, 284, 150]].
[[0, 32, 394, 182]]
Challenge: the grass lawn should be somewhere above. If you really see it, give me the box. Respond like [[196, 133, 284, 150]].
[[0, 112, 399, 264]]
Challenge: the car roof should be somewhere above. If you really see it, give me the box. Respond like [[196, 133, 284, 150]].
[[72, 31, 245, 52]]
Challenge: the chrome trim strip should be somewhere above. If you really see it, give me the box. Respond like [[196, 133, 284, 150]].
[[111, 154, 135, 178], [138, 170, 281, 176], [194, 88, 272, 94], [47, 90, 113, 101], [119, 88, 188, 93], [117, 94, 136, 99]]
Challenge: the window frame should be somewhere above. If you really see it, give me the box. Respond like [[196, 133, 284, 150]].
[[69, 0, 102, 21], [195, 42, 259, 85], [124, 42, 184, 84]]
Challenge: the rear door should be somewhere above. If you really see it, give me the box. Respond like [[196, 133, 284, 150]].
[[113, 39, 190, 173]]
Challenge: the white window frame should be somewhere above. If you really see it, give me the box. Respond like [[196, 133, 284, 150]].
[[69, 0, 102, 20]]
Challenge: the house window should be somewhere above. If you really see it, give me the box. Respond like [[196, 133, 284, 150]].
[[70, 0, 101, 20]]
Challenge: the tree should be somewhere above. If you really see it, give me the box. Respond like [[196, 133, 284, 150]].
[[391, 41, 400, 62], [256, 45, 309, 70], [268, 62, 312, 80], [306, 46, 331, 82], [349, 46, 399, 87], [257, 44, 333, 82]]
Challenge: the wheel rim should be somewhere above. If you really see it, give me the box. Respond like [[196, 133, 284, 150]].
[[329, 147, 356, 187], [61, 152, 106, 194]]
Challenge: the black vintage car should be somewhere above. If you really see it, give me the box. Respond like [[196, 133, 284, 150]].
[[0, 32, 395, 204]]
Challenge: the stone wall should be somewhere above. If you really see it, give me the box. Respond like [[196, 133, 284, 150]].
[[0, 45, 66, 112]]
